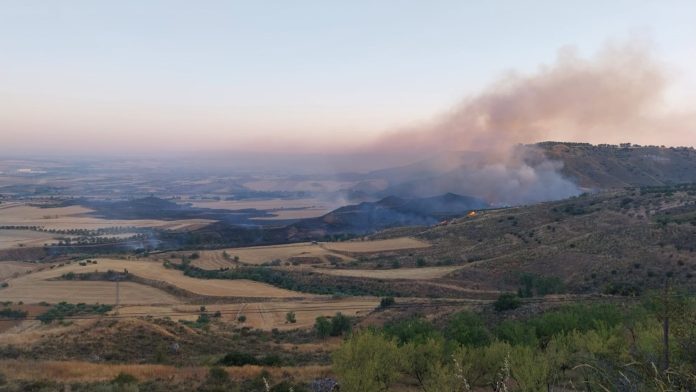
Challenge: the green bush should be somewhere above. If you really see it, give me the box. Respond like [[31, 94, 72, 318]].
[[379, 297, 396, 308], [445, 311, 491, 347], [315, 316, 331, 339], [494, 293, 522, 311], [383, 317, 441, 345], [330, 313, 352, 337]]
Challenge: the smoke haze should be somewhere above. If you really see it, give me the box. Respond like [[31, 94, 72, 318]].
[[361, 42, 696, 205]]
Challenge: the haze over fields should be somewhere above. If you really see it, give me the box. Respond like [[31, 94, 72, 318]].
[[3, 2, 696, 391]]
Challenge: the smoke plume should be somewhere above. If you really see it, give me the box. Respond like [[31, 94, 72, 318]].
[[366, 42, 695, 205]]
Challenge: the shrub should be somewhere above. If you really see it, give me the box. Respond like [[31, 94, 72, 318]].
[[445, 311, 491, 347], [237, 315, 246, 323], [111, 372, 138, 385], [204, 367, 231, 386], [383, 317, 441, 345], [493, 293, 522, 312], [315, 316, 331, 339], [332, 330, 401, 392], [330, 313, 352, 336], [218, 351, 258, 366], [379, 297, 396, 308], [285, 311, 297, 324], [0, 308, 27, 319]]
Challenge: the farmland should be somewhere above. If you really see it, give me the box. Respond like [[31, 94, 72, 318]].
[[311, 265, 463, 280], [1, 259, 306, 300], [0, 203, 214, 231]]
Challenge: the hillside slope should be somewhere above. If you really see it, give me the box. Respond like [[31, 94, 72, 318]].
[[538, 142, 696, 189]]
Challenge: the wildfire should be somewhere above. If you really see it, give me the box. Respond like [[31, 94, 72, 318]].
[[467, 211, 477, 217]]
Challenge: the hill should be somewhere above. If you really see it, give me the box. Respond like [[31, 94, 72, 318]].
[[537, 142, 696, 188], [344, 143, 696, 205], [367, 183, 696, 295], [293, 193, 489, 236]]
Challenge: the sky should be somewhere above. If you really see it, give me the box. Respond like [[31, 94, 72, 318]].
[[1, 1, 695, 156]]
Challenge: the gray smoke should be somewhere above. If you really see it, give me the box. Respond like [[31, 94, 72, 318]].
[[364, 42, 693, 204]]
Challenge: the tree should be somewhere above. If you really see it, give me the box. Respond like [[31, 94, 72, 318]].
[[643, 282, 689, 371], [380, 297, 395, 308], [330, 312, 352, 336], [285, 311, 297, 324], [445, 311, 491, 347], [400, 338, 464, 392], [494, 293, 522, 312], [333, 330, 402, 392], [315, 316, 331, 339]]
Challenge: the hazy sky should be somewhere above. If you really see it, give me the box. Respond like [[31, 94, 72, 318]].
[[1, 1, 695, 155]]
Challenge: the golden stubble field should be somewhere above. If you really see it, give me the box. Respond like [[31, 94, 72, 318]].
[[0, 203, 214, 232], [0, 258, 306, 305], [179, 237, 431, 270], [0, 261, 38, 279], [310, 265, 463, 280]]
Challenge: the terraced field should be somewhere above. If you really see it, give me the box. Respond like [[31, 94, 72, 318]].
[[184, 243, 353, 268], [311, 265, 463, 280], [0, 258, 306, 303]]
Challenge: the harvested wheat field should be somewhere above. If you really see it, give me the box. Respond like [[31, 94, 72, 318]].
[[2, 259, 306, 300], [0, 280, 178, 305], [189, 242, 353, 267], [0, 229, 56, 249], [321, 237, 431, 253], [117, 297, 378, 330], [0, 203, 213, 231], [0, 261, 37, 280], [312, 265, 463, 280]]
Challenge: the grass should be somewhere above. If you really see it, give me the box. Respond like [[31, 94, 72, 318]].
[[0, 359, 331, 383]]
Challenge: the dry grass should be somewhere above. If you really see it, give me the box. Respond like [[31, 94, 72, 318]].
[[321, 237, 431, 253], [0, 203, 213, 231], [0, 261, 37, 279], [0, 229, 56, 250], [3, 258, 305, 302], [0, 359, 332, 383], [311, 265, 463, 280]]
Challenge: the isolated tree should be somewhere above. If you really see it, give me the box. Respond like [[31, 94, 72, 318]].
[[315, 316, 331, 339], [333, 330, 402, 392], [285, 311, 297, 324], [643, 281, 689, 371]]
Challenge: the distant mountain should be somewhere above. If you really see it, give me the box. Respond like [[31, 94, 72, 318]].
[[293, 193, 489, 235]]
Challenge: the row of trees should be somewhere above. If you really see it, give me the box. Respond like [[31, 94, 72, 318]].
[[332, 291, 696, 391]]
